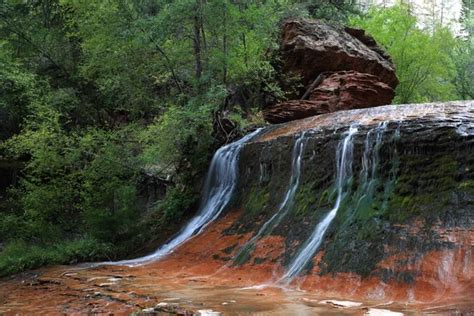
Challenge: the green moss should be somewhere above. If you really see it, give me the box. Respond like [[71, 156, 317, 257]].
[[232, 243, 255, 266], [243, 185, 270, 217], [459, 180, 474, 191], [222, 243, 238, 255], [318, 186, 335, 208], [379, 153, 461, 221], [293, 182, 318, 218], [254, 257, 266, 264]]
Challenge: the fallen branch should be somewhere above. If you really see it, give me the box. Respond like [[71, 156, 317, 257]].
[[300, 73, 327, 100]]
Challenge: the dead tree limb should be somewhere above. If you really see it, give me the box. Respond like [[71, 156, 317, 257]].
[[300, 73, 327, 100]]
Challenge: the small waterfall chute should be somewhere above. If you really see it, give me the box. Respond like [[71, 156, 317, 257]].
[[105, 128, 263, 266], [354, 121, 388, 211], [279, 125, 358, 283], [234, 132, 309, 264]]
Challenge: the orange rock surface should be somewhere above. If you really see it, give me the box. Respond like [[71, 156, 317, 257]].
[[1, 209, 473, 314]]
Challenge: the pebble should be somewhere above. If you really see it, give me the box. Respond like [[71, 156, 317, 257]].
[[197, 309, 222, 316], [319, 299, 363, 308], [364, 308, 404, 316], [162, 297, 181, 301]]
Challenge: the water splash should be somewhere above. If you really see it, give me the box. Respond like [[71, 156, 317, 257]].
[[234, 132, 309, 264], [106, 129, 263, 266], [279, 125, 358, 283]]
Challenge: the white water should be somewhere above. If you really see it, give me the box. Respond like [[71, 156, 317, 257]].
[[279, 126, 358, 283], [234, 132, 308, 262], [107, 129, 263, 266], [357, 122, 388, 202]]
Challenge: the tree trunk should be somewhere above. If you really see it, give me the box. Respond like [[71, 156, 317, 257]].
[[199, 0, 209, 67], [193, 6, 203, 80], [222, 1, 228, 83], [239, 2, 248, 67]]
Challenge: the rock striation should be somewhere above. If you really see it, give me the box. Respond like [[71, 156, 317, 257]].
[[264, 71, 396, 124], [264, 19, 399, 124]]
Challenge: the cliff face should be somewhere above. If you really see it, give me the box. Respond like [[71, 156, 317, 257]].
[[224, 101, 474, 298], [0, 101, 473, 314]]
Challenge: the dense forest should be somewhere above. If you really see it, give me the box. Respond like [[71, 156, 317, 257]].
[[0, 0, 472, 276]]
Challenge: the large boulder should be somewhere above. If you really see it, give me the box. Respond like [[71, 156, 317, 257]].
[[264, 19, 399, 124], [281, 19, 398, 88], [264, 71, 396, 124]]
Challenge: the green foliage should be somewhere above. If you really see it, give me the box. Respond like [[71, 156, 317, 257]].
[[140, 87, 223, 170], [452, 0, 474, 100], [0, 46, 41, 140], [452, 40, 474, 99], [350, 5, 460, 103], [0, 238, 113, 277], [2, 118, 140, 242], [243, 186, 270, 217], [155, 186, 198, 223], [2, 0, 464, 278]]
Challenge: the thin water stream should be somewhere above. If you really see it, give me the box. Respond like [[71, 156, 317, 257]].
[[280, 125, 358, 283], [105, 129, 263, 266], [234, 131, 309, 264]]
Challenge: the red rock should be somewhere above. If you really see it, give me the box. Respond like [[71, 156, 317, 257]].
[[281, 19, 398, 89], [264, 71, 395, 124], [344, 26, 393, 64], [263, 100, 331, 124]]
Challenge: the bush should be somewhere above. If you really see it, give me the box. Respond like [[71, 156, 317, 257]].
[[0, 238, 114, 277], [0, 87, 223, 274]]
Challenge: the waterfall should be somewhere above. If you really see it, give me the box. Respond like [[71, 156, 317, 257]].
[[355, 121, 388, 210], [108, 128, 263, 266], [279, 125, 358, 283], [234, 132, 308, 264]]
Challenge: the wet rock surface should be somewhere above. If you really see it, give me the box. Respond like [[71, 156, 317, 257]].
[[1, 102, 473, 314], [264, 18, 399, 123], [237, 102, 474, 277]]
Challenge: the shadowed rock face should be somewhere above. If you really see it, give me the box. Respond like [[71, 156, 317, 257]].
[[344, 26, 393, 63], [264, 19, 399, 124], [264, 71, 396, 124]]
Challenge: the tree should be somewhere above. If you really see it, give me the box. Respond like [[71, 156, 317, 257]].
[[350, 4, 459, 103], [0, 0, 365, 275], [452, 0, 474, 99]]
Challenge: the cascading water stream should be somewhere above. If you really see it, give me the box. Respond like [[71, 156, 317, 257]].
[[106, 128, 263, 266], [234, 132, 308, 264], [354, 121, 388, 209], [279, 125, 358, 283]]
